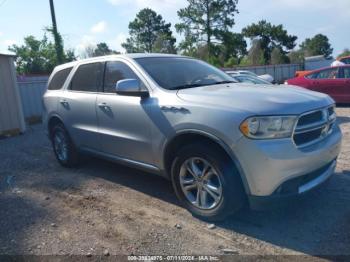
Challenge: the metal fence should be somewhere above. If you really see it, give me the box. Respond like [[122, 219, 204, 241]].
[[223, 63, 304, 83], [17, 76, 49, 123]]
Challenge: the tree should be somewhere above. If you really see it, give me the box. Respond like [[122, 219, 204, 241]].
[[270, 47, 287, 64], [81, 45, 96, 59], [242, 20, 297, 63], [288, 50, 304, 64], [122, 8, 176, 53], [218, 32, 247, 65], [8, 34, 76, 74], [240, 39, 265, 66], [337, 48, 350, 59], [176, 0, 239, 59], [300, 34, 333, 59], [93, 42, 119, 57], [153, 34, 177, 54]]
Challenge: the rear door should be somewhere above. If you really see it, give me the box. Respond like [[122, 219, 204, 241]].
[[58, 62, 104, 151]]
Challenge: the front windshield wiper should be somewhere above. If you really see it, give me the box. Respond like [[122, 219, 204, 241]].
[[170, 80, 237, 90], [169, 83, 206, 90], [210, 80, 237, 85]]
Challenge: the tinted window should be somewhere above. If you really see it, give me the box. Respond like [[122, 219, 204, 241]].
[[316, 68, 338, 79], [306, 72, 318, 79], [104, 61, 144, 93], [135, 57, 234, 90], [340, 58, 350, 64], [343, 68, 350, 78], [48, 67, 72, 90], [70, 63, 103, 92]]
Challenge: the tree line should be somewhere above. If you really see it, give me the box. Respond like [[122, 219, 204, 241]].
[[9, 0, 348, 74]]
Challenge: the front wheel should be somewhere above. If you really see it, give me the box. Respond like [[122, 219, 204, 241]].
[[171, 143, 245, 221]]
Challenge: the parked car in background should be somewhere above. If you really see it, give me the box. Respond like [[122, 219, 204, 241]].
[[226, 70, 274, 83], [339, 55, 350, 64], [286, 65, 350, 103], [228, 73, 272, 85], [43, 54, 341, 221]]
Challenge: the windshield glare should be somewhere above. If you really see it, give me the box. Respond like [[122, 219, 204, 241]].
[[135, 57, 236, 90]]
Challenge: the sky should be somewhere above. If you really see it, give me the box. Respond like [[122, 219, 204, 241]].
[[0, 0, 349, 57]]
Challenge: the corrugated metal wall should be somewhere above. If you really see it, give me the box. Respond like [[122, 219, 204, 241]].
[[223, 63, 303, 83], [17, 76, 49, 121], [0, 54, 26, 136]]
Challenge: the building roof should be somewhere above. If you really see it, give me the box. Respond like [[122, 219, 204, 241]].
[[0, 53, 16, 57]]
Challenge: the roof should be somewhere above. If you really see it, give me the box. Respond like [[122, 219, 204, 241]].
[[53, 53, 187, 71], [0, 53, 16, 57]]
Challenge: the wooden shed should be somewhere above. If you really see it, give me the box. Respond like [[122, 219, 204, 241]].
[[0, 53, 26, 137]]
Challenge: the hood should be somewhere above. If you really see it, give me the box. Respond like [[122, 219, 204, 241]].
[[176, 83, 334, 115]]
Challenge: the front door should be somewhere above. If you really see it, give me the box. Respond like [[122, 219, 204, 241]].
[[311, 67, 344, 102], [96, 60, 154, 165]]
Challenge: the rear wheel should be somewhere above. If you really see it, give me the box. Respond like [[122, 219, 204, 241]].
[[171, 143, 245, 221], [51, 123, 80, 167]]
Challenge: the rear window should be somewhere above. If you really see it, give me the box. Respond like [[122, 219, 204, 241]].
[[48, 67, 72, 90]]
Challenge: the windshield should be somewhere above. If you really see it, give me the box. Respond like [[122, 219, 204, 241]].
[[135, 57, 236, 90]]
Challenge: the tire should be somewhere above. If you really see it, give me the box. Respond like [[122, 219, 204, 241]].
[[51, 123, 80, 167], [171, 143, 246, 221]]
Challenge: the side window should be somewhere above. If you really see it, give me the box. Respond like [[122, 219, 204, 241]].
[[48, 67, 72, 90], [340, 58, 350, 64], [343, 68, 350, 78], [316, 68, 338, 79], [103, 61, 145, 93], [70, 63, 103, 92], [306, 72, 318, 79]]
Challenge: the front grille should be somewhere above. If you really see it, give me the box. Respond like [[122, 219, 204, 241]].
[[293, 106, 336, 147], [297, 111, 323, 126]]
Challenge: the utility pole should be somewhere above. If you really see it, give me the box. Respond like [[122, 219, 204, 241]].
[[49, 0, 64, 64]]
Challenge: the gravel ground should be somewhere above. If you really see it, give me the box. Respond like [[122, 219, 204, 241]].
[[0, 107, 349, 258]]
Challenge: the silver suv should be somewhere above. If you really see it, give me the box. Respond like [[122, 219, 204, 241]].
[[43, 54, 342, 221]]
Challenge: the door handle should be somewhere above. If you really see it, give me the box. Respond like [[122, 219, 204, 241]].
[[59, 99, 68, 106], [98, 103, 110, 110]]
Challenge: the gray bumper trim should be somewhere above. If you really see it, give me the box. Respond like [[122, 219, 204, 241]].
[[298, 160, 336, 194]]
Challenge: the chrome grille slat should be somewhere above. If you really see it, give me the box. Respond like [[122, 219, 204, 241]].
[[293, 106, 335, 148]]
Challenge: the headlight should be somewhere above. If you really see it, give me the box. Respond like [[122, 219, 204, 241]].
[[240, 116, 298, 139]]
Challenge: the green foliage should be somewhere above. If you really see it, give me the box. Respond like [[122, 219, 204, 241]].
[[93, 42, 119, 57], [337, 48, 350, 59], [270, 47, 288, 65], [300, 34, 333, 59], [176, 0, 239, 59], [223, 57, 239, 67], [218, 32, 247, 65], [8, 34, 76, 75], [241, 39, 265, 66], [45, 27, 65, 64], [153, 33, 177, 54], [242, 20, 297, 64], [122, 8, 176, 53], [288, 50, 304, 64]]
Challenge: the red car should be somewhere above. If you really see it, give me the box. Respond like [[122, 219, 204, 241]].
[[286, 65, 350, 103]]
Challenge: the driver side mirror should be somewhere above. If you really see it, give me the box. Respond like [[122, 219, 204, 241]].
[[115, 79, 149, 98]]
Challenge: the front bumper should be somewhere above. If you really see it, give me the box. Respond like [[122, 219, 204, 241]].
[[234, 124, 342, 197], [248, 159, 336, 210]]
